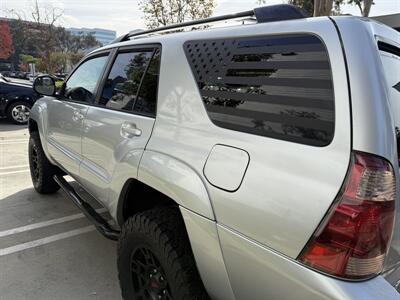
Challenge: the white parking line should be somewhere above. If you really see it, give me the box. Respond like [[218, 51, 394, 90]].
[[0, 208, 107, 238], [0, 165, 29, 170], [0, 137, 29, 142], [0, 138, 28, 141], [0, 140, 28, 145], [0, 169, 30, 176], [0, 226, 95, 257]]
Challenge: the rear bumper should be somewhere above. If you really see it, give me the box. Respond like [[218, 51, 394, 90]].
[[218, 225, 400, 300], [383, 263, 400, 293]]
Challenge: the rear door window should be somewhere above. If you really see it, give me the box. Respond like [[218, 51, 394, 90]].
[[133, 49, 161, 115], [99, 48, 161, 116], [184, 34, 335, 146]]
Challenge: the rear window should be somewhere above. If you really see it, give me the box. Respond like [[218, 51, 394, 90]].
[[378, 40, 400, 165], [183, 34, 335, 146]]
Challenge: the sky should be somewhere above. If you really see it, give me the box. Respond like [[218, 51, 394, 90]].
[[0, 0, 399, 36]]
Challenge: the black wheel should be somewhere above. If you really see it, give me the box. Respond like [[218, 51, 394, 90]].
[[6, 101, 31, 125], [29, 131, 61, 194], [118, 207, 209, 300]]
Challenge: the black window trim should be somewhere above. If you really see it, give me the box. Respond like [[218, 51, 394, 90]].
[[92, 43, 162, 119], [59, 50, 112, 105], [377, 41, 400, 58], [183, 33, 336, 147]]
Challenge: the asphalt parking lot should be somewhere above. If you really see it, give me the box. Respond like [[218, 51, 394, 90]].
[[0, 119, 122, 300]]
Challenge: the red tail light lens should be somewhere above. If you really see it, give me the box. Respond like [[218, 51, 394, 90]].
[[298, 152, 396, 279]]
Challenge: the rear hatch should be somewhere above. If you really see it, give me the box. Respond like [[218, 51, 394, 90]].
[[375, 25, 400, 281]]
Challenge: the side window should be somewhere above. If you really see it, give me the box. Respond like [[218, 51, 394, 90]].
[[99, 51, 153, 112], [133, 49, 161, 115], [184, 34, 335, 146], [64, 55, 108, 103]]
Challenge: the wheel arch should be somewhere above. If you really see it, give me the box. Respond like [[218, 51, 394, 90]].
[[29, 118, 39, 133], [116, 178, 177, 227], [116, 150, 215, 226], [114, 154, 232, 299]]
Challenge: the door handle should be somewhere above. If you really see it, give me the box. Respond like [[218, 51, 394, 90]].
[[120, 122, 142, 138]]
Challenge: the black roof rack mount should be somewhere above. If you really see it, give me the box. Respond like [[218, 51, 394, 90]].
[[112, 4, 308, 44]]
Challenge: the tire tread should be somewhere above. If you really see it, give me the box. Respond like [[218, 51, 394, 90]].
[[29, 131, 60, 194], [117, 206, 210, 300]]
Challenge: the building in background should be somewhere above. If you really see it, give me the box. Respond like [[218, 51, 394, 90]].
[[67, 27, 117, 46]]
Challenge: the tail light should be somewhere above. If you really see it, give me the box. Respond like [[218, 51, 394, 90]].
[[298, 152, 396, 279]]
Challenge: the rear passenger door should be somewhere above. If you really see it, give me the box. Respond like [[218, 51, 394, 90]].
[[79, 46, 161, 205]]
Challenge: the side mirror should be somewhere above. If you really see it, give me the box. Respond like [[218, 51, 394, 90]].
[[33, 75, 56, 96]]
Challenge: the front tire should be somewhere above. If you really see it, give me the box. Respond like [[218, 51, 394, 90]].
[[118, 207, 209, 300], [29, 131, 60, 194], [6, 101, 31, 125]]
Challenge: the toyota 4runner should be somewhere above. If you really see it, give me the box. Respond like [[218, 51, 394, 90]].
[[28, 5, 400, 300]]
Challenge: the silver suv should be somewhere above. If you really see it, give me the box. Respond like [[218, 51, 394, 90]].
[[28, 5, 400, 300]]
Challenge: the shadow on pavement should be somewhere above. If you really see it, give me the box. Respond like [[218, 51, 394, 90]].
[[0, 187, 79, 227], [0, 182, 107, 228], [0, 118, 28, 132], [0, 186, 121, 300]]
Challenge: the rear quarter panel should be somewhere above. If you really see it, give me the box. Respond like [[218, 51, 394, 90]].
[[146, 16, 351, 258]]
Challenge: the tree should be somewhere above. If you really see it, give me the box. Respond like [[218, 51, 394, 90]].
[[291, 0, 314, 16], [6, 0, 63, 72], [0, 20, 14, 60], [61, 33, 102, 54], [29, 0, 63, 72], [258, 0, 374, 17], [314, 0, 334, 16], [20, 54, 38, 65], [4, 0, 102, 73], [69, 52, 85, 67], [335, 0, 374, 16], [18, 54, 38, 71], [5, 19, 31, 69], [140, 0, 216, 29], [48, 52, 68, 74]]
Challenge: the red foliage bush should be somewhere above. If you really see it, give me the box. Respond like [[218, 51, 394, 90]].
[[0, 20, 14, 60]]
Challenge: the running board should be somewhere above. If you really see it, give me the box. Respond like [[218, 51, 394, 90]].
[[54, 175, 120, 241]]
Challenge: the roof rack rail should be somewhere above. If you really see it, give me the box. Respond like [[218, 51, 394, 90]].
[[112, 4, 307, 44]]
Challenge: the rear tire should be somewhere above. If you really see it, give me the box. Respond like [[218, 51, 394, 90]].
[[6, 101, 31, 125], [118, 206, 209, 300], [29, 131, 60, 194]]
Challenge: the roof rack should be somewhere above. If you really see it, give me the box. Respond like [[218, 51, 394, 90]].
[[112, 4, 308, 44]]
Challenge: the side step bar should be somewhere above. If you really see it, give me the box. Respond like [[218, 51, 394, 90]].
[[54, 175, 120, 241]]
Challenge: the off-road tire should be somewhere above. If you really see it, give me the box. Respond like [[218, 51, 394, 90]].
[[118, 206, 210, 300], [6, 101, 31, 125], [29, 131, 60, 194]]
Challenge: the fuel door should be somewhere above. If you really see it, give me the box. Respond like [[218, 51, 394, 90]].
[[203, 144, 250, 192]]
